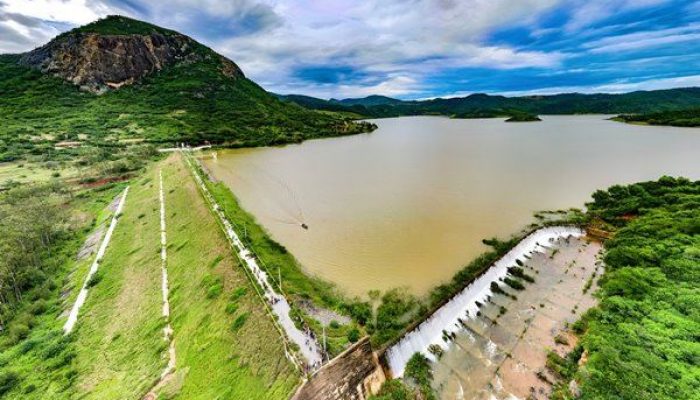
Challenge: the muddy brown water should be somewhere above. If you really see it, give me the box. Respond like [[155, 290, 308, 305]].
[[203, 116, 700, 296]]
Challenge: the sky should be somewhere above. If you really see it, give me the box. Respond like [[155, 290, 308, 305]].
[[1, 0, 699, 99]]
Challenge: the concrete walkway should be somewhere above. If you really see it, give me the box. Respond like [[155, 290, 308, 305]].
[[64, 187, 129, 334], [185, 154, 323, 370]]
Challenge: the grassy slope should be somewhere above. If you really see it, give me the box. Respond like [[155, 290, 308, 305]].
[[157, 154, 298, 399], [0, 184, 125, 399], [199, 166, 363, 356], [71, 168, 164, 399]]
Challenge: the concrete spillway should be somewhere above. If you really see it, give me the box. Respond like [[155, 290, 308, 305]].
[[384, 226, 584, 377]]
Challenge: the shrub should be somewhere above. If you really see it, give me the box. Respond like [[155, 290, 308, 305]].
[[0, 371, 20, 396], [87, 272, 102, 288], [347, 327, 360, 343], [225, 303, 238, 315], [8, 324, 30, 344], [230, 312, 249, 332], [503, 277, 525, 290]]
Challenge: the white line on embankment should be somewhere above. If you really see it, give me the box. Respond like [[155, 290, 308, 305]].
[[184, 154, 323, 371], [64, 187, 130, 334], [158, 170, 176, 378]]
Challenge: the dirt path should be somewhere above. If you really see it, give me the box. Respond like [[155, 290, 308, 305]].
[[64, 186, 130, 334]]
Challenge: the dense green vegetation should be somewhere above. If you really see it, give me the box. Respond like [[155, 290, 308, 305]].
[[551, 177, 700, 399], [59, 15, 179, 37], [0, 179, 125, 398], [370, 353, 435, 400], [615, 107, 700, 127], [504, 111, 541, 122], [280, 88, 700, 119]]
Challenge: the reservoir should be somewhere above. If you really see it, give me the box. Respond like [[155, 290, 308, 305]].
[[203, 115, 700, 296]]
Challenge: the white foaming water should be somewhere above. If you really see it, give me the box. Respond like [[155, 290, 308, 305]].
[[385, 226, 584, 376]]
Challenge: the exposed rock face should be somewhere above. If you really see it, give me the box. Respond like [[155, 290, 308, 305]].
[[19, 32, 243, 93]]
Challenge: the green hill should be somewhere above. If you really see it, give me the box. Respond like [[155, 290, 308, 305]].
[[280, 88, 700, 120], [0, 16, 375, 162]]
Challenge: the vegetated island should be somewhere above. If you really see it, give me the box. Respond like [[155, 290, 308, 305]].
[[504, 111, 542, 122], [614, 107, 700, 127], [451, 109, 541, 122]]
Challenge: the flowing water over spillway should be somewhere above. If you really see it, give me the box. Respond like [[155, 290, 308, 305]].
[[203, 115, 700, 296], [384, 226, 584, 377], [430, 235, 603, 399]]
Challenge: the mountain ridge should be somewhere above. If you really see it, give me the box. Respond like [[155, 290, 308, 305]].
[[279, 87, 700, 118]]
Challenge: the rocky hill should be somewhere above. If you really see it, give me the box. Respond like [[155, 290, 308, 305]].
[[18, 17, 242, 93], [0, 16, 374, 161]]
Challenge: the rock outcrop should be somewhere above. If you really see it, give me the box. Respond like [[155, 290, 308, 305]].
[[19, 31, 243, 93]]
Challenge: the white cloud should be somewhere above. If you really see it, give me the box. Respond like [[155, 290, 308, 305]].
[[2, 0, 103, 25], [563, 0, 670, 32], [212, 0, 566, 97], [584, 23, 700, 53]]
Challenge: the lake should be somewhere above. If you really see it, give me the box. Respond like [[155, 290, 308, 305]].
[[202, 116, 700, 296]]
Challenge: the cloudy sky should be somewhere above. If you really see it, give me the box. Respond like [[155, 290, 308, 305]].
[[1, 0, 699, 99]]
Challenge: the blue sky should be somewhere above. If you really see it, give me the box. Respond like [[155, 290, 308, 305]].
[[1, 0, 699, 99]]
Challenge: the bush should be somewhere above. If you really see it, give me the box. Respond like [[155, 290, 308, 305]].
[[225, 302, 238, 315], [0, 371, 20, 396], [8, 324, 30, 344], [370, 379, 413, 400], [347, 327, 360, 343], [230, 312, 249, 332], [503, 277, 525, 290], [86, 272, 102, 288]]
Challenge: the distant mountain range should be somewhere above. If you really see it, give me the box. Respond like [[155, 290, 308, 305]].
[[277, 88, 700, 118]]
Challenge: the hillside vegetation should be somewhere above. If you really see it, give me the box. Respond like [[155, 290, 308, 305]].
[[0, 16, 375, 163], [550, 177, 700, 399], [280, 88, 700, 120], [615, 108, 700, 127]]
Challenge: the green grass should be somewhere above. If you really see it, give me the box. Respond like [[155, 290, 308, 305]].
[[155, 154, 299, 399], [71, 166, 164, 399], [0, 161, 79, 188], [0, 182, 127, 399]]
